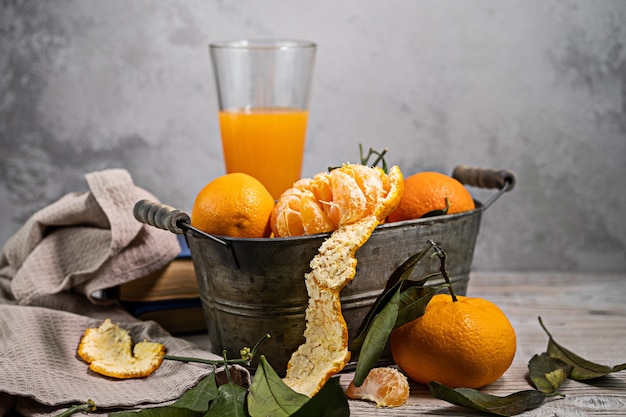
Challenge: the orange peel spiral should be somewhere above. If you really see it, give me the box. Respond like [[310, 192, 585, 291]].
[[282, 164, 404, 396]]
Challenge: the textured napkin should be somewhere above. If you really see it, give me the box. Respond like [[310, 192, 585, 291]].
[[1, 169, 181, 306], [0, 169, 237, 416]]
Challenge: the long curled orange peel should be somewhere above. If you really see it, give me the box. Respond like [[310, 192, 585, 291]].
[[283, 164, 404, 396]]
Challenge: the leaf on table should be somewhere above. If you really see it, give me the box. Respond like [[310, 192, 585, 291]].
[[528, 353, 573, 394], [110, 372, 218, 417], [205, 380, 248, 417], [428, 381, 551, 416], [290, 377, 350, 417], [247, 356, 309, 417], [539, 316, 626, 380]]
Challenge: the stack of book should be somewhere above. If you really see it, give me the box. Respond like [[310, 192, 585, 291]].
[[116, 236, 207, 335]]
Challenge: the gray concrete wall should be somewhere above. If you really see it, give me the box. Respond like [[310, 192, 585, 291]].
[[1, 1, 625, 273]]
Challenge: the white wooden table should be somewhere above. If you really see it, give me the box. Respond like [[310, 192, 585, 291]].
[[185, 272, 626, 416]]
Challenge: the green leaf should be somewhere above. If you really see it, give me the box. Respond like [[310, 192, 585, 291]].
[[384, 245, 435, 291], [394, 284, 437, 329], [247, 356, 309, 417], [351, 245, 435, 351], [539, 317, 626, 380], [290, 377, 350, 417], [350, 279, 437, 387], [205, 381, 248, 417], [111, 373, 218, 417], [353, 286, 401, 386], [420, 198, 450, 218], [349, 280, 400, 353], [350, 247, 444, 387], [175, 372, 220, 412], [350, 279, 402, 353], [428, 381, 551, 416], [528, 353, 573, 394]]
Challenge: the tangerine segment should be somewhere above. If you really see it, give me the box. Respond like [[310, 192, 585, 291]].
[[77, 319, 165, 379], [272, 183, 336, 236], [346, 367, 410, 407], [331, 164, 388, 221], [283, 166, 403, 397], [325, 168, 368, 225]]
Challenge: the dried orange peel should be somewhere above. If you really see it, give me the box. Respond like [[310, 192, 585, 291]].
[[77, 319, 165, 379], [283, 164, 404, 396]]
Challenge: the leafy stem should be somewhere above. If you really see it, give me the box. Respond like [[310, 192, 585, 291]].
[[164, 354, 249, 366], [55, 400, 96, 417], [164, 333, 270, 366], [221, 350, 233, 382], [428, 240, 457, 302], [359, 144, 389, 173], [328, 144, 390, 173]]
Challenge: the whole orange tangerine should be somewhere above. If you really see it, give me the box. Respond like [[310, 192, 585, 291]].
[[191, 173, 274, 238], [390, 293, 516, 389], [387, 171, 475, 222]]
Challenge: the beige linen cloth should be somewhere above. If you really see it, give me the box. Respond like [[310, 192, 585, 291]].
[[0, 169, 232, 416]]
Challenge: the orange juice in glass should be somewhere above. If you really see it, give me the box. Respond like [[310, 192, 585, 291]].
[[218, 107, 308, 199], [210, 39, 316, 199]]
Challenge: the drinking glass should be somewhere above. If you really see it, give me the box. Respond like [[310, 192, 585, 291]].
[[209, 39, 316, 199]]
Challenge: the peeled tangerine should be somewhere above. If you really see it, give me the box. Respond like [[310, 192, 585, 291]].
[[77, 319, 165, 379], [271, 164, 399, 237], [282, 164, 404, 397]]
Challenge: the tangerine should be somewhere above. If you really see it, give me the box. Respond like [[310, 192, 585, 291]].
[[191, 173, 274, 238], [271, 164, 399, 237], [346, 367, 410, 407], [386, 171, 475, 222], [390, 293, 516, 389]]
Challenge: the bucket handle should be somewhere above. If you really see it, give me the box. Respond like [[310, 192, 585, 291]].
[[452, 165, 516, 210], [132, 199, 236, 262]]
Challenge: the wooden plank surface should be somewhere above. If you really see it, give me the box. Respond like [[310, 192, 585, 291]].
[[340, 272, 626, 416], [183, 272, 626, 415]]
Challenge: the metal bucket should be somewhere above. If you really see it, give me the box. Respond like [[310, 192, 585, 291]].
[[134, 165, 515, 372]]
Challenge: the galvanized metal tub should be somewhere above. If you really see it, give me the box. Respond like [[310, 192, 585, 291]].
[[134, 165, 515, 372]]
